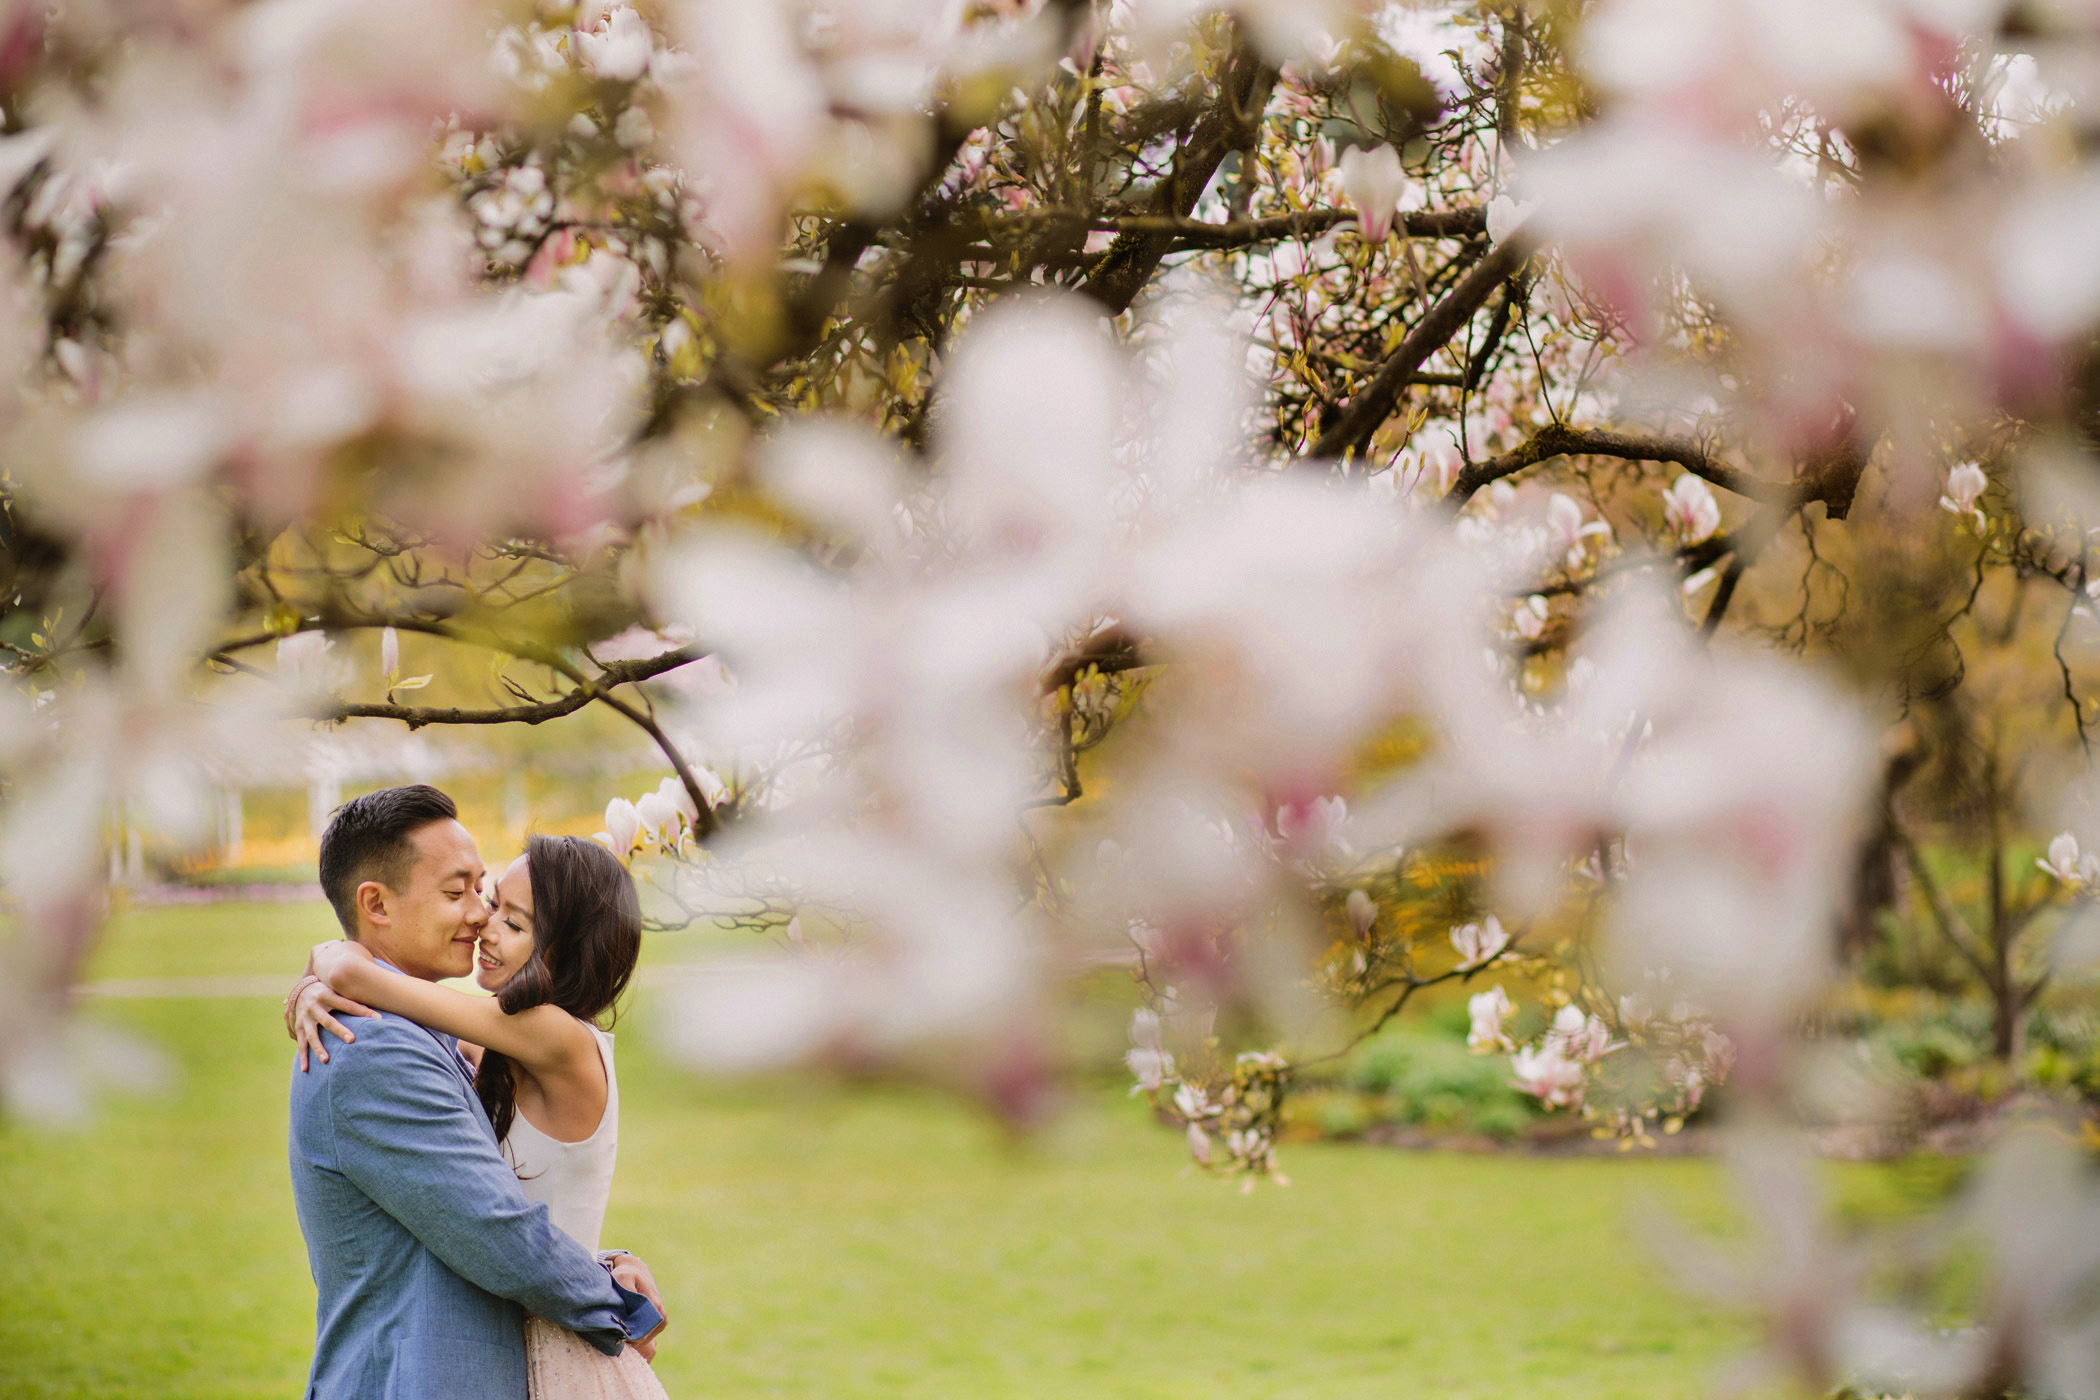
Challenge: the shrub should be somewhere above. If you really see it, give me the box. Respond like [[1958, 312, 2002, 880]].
[[1337, 1031, 1540, 1139]]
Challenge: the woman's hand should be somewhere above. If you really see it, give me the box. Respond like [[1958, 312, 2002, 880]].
[[285, 964, 379, 1071]]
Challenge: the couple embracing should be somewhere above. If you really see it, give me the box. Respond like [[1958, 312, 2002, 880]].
[[283, 784, 674, 1400]]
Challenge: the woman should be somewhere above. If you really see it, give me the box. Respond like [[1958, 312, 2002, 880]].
[[288, 833, 669, 1400]]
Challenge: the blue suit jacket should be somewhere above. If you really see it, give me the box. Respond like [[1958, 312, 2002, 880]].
[[288, 1008, 646, 1400]]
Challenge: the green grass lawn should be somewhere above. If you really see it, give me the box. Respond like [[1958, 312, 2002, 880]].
[[0, 903, 1939, 1400]]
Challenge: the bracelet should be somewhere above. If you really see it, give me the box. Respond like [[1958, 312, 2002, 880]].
[[284, 975, 320, 1034]]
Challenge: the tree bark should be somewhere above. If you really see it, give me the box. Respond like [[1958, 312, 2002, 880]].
[[1081, 38, 1279, 316]]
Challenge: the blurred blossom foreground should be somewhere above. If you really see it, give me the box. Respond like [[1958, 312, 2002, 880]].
[[7, 0, 2100, 1393]]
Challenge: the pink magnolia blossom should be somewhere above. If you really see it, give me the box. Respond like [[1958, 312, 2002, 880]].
[[1661, 474, 1721, 545], [1275, 794, 1349, 852], [1511, 1040, 1587, 1108], [1546, 492, 1612, 570], [1546, 1004, 1617, 1063], [1467, 986, 1515, 1052], [1338, 144, 1407, 244], [663, 0, 828, 264]]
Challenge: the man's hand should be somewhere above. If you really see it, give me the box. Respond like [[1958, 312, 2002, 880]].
[[606, 1253, 667, 1363], [285, 973, 379, 1071]]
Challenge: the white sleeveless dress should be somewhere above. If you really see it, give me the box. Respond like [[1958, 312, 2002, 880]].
[[506, 1028, 669, 1400]]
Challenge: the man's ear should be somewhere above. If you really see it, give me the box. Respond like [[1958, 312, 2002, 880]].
[[355, 880, 392, 929]]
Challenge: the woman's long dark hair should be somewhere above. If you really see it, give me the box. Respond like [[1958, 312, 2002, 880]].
[[477, 834, 642, 1145]]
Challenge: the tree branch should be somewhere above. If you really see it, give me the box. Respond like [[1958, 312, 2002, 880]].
[[1082, 35, 1280, 315], [2057, 552, 2091, 756], [297, 632, 717, 833], [989, 205, 1485, 252], [1893, 823, 1998, 983], [319, 646, 698, 723], [1309, 240, 1522, 460], [593, 688, 720, 839], [1443, 425, 1797, 507], [334, 694, 597, 726]]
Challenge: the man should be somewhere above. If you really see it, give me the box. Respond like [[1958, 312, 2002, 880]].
[[287, 784, 665, 1399]]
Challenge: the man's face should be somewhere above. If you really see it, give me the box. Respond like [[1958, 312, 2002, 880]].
[[364, 819, 490, 982]]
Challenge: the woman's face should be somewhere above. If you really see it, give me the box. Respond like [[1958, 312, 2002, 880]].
[[475, 855, 535, 993]]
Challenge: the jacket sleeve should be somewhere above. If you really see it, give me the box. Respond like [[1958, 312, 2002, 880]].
[[320, 1019, 647, 1355]]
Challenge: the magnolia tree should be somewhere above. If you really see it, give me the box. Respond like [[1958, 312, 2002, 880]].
[[6, 0, 2100, 1390]]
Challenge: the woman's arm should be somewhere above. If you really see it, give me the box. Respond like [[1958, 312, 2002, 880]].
[[306, 940, 596, 1079]]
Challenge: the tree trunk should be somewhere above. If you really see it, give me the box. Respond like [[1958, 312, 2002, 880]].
[[1991, 968, 2024, 1062], [1985, 744, 2022, 1063]]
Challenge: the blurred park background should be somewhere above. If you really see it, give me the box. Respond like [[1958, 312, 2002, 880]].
[[4, 700, 2093, 1400], [0, 751, 2032, 1400], [95, 691, 666, 890], [1, 890, 1970, 1400]]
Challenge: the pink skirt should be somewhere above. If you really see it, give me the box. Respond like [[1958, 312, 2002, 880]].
[[525, 1315, 671, 1400]]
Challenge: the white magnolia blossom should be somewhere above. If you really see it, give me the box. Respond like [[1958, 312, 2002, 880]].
[[657, 775, 701, 827], [1603, 596, 1877, 1026], [690, 765, 728, 809], [1512, 594, 1549, 642], [1484, 193, 1538, 247], [1124, 0, 1368, 66], [276, 632, 332, 684], [597, 776, 708, 862], [1661, 474, 1721, 546], [601, 797, 643, 856], [1466, 986, 1514, 1053], [634, 788, 678, 843], [1125, 1008, 1176, 1094], [1344, 888, 1377, 938], [1449, 915, 1510, 969], [1940, 461, 1988, 521], [275, 632, 345, 707], [661, 0, 1056, 262], [576, 5, 653, 82], [2037, 831, 2100, 889]]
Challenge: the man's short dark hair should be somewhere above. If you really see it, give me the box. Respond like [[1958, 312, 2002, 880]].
[[317, 785, 460, 935]]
